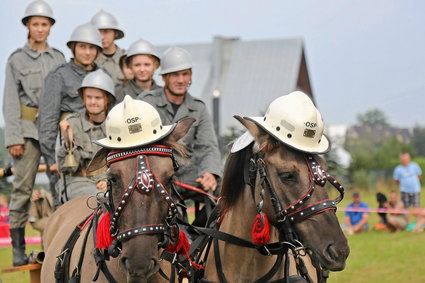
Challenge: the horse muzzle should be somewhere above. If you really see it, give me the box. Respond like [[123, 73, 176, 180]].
[[312, 241, 350, 271], [121, 256, 161, 282]]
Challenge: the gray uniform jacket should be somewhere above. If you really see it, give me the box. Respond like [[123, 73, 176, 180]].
[[3, 43, 65, 147], [138, 88, 222, 187], [38, 60, 99, 166], [95, 46, 125, 85], [115, 79, 161, 103], [56, 111, 106, 180]]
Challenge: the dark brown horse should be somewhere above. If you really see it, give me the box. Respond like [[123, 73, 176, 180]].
[[41, 118, 195, 283], [201, 116, 349, 283]]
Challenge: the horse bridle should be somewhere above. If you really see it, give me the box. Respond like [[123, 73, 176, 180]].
[[250, 152, 344, 226], [103, 145, 179, 248], [246, 146, 345, 282]]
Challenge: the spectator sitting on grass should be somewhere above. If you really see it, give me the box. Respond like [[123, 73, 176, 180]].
[[383, 191, 408, 232], [374, 192, 388, 230], [345, 191, 369, 234]]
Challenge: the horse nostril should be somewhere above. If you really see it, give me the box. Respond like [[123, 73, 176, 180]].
[[327, 244, 339, 261], [120, 257, 130, 271], [150, 257, 160, 273]]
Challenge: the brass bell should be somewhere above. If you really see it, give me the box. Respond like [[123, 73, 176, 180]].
[[62, 150, 78, 174]]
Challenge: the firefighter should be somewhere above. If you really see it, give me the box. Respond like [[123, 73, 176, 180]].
[[38, 22, 103, 179], [115, 38, 161, 102], [91, 9, 126, 85], [3, 0, 65, 266]]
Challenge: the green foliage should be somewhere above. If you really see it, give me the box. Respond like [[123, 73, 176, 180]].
[[344, 108, 415, 188], [412, 125, 425, 157], [356, 108, 389, 127]]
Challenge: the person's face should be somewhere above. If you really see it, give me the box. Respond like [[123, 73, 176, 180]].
[[74, 42, 98, 66], [99, 29, 115, 50], [130, 55, 156, 83], [400, 153, 410, 166], [26, 16, 51, 43], [162, 69, 192, 96], [353, 195, 360, 204], [83, 88, 107, 116]]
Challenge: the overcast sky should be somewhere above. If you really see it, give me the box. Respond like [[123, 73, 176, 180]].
[[1, 0, 424, 129]]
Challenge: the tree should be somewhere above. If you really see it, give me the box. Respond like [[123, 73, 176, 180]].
[[412, 125, 425, 157], [356, 108, 389, 127]]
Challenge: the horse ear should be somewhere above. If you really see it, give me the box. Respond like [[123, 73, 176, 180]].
[[166, 117, 196, 143], [87, 147, 109, 173], [234, 115, 268, 144]]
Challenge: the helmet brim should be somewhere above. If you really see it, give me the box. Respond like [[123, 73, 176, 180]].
[[245, 116, 331, 154], [94, 124, 176, 149]]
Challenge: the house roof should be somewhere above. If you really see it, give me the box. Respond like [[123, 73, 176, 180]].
[[154, 37, 313, 135]]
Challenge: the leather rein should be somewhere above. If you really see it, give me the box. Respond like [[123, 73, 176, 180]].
[[196, 146, 345, 283]]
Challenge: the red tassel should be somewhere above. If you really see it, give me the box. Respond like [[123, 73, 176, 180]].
[[165, 230, 204, 270], [251, 212, 270, 245], [96, 212, 113, 249]]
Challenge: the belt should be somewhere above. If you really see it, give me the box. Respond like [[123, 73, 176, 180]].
[[20, 105, 38, 121]]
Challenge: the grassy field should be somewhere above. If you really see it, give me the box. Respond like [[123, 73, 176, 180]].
[[1, 189, 424, 283]]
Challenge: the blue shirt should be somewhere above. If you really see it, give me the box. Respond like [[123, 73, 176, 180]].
[[393, 162, 422, 193], [345, 201, 369, 225]]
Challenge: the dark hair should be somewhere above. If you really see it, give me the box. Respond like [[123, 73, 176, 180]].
[[376, 192, 387, 203]]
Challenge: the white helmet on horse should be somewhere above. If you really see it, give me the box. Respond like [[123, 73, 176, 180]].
[[233, 91, 331, 154], [95, 95, 176, 149]]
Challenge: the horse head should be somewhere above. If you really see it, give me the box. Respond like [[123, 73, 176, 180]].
[[223, 115, 349, 272], [89, 114, 195, 283]]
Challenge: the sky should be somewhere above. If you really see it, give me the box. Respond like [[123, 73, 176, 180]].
[[0, 0, 424, 129]]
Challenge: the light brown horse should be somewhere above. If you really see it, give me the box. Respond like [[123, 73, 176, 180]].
[[41, 118, 194, 283], [202, 117, 349, 283]]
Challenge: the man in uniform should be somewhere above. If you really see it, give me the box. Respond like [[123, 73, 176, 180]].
[[55, 69, 115, 203], [138, 46, 221, 201], [38, 23, 103, 180], [115, 38, 161, 102], [3, 0, 65, 266], [91, 9, 126, 85]]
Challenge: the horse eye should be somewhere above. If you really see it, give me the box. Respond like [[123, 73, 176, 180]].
[[278, 172, 297, 182]]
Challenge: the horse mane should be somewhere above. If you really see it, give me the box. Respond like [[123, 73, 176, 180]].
[[161, 139, 188, 158], [219, 142, 254, 213]]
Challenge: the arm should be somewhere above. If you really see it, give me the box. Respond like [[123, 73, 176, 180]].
[[193, 104, 222, 190], [353, 213, 369, 232], [344, 215, 352, 228], [38, 70, 63, 167], [3, 59, 24, 149]]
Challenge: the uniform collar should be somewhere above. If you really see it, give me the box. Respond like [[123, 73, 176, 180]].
[[129, 79, 160, 93], [156, 88, 196, 111], [69, 60, 98, 76], [97, 45, 124, 63], [81, 111, 105, 132], [23, 42, 56, 59]]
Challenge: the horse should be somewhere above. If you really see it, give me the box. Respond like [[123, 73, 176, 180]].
[[199, 116, 350, 283], [41, 117, 195, 283]]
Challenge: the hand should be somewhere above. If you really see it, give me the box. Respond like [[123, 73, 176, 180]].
[[196, 172, 217, 191], [59, 120, 73, 148], [49, 163, 59, 175], [97, 180, 107, 192], [8, 144, 24, 158]]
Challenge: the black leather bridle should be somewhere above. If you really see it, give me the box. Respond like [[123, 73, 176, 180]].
[[103, 145, 180, 251], [196, 144, 345, 283]]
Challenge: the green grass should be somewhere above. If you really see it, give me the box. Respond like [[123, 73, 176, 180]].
[[0, 226, 41, 283], [328, 188, 425, 282], [2, 192, 425, 283]]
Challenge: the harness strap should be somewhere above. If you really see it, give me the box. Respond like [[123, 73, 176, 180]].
[[54, 213, 94, 283], [287, 199, 337, 223], [70, 220, 93, 282]]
